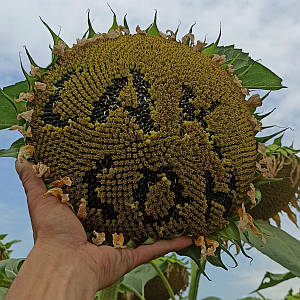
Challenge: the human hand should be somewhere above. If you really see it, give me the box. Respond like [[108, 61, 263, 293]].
[[9, 159, 192, 299]]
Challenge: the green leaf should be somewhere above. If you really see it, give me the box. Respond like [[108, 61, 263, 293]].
[[120, 261, 168, 298], [202, 43, 217, 56], [207, 247, 227, 270], [146, 10, 160, 37], [239, 61, 285, 90], [216, 45, 250, 73], [253, 271, 296, 293], [0, 235, 7, 241], [256, 128, 287, 144], [123, 14, 129, 30], [241, 220, 300, 277], [40, 17, 66, 46], [255, 188, 262, 204], [0, 287, 9, 300], [274, 134, 284, 147], [202, 297, 222, 300], [107, 4, 118, 31], [87, 9, 96, 38], [177, 245, 209, 280], [0, 90, 18, 130], [254, 108, 276, 121], [253, 177, 283, 187], [216, 221, 252, 260], [0, 138, 25, 158], [4, 240, 21, 250], [0, 258, 25, 282], [2, 81, 28, 114]]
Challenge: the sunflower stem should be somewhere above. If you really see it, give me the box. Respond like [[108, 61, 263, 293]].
[[188, 260, 201, 300], [150, 260, 175, 300]]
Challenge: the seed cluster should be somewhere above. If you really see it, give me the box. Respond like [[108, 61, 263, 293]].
[[28, 34, 256, 243]]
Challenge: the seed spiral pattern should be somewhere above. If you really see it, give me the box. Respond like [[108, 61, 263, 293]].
[[28, 34, 256, 243]]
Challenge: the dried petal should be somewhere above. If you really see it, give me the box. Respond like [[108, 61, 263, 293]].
[[136, 25, 146, 35], [32, 162, 50, 178], [77, 198, 87, 220], [247, 183, 256, 208], [43, 187, 71, 206], [92, 231, 105, 246], [241, 87, 249, 96], [246, 94, 262, 109], [75, 38, 88, 47], [233, 75, 243, 88], [165, 29, 176, 40], [17, 109, 34, 122], [249, 115, 262, 132], [227, 64, 235, 75], [14, 92, 34, 102], [112, 233, 127, 249], [193, 40, 207, 52], [51, 176, 72, 188], [52, 40, 67, 56], [282, 205, 298, 226], [210, 54, 226, 65], [205, 238, 219, 257], [181, 33, 194, 46], [9, 125, 32, 137], [17, 145, 35, 162], [118, 25, 130, 35], [106, 29, 121, 39], [30, 65, 42, 78], [238, 203, 266, 243], [271, 214, 281, 227], [34, 82, 47, 92]]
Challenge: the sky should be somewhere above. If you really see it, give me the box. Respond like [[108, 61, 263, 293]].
[[0, 0, 300, 299]]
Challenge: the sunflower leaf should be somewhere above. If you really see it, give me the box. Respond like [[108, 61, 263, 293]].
[[120, 260, 168, 298], [3, 81, 28, 114], [0, 138, 25, 158], [239, 61, 285, 90], [176, 245, 210, 280], [146, 10, 160, 37], [216, 45, 250, 74], [253, 271, 296, 293], [256, 128, 288, 144], [0, 90, 18, 130], [240, 220, 300, 277]]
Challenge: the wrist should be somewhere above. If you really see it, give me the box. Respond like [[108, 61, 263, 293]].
[[6, 241, 99, 300]]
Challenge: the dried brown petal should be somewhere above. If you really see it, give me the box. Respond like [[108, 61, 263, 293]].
[[77, 198, 87, 220], [14, 92, 34, 102], [118, 25, 130, 35], [227, 64, 235, 75], [43, 187, 71, 206], [181, 33, 194, 46], [34, 82, 47, 92], [9, 125, 32, 138], [241, 87, 250, 96], [51, 176, 72, 188], [166, 29, 176, 40], [193, 40, 207, 52], [271, 214, 281, 227], [17, 109, 34, 122], [249, 115, 262, 132], [247, 183, 256, 208], [106, 29, 121, 39], [17, 145, 35, 162], [246, 94, 262, 109], [30, 65, 42, 78], [32, 162, 50, 178], [112, 233, 127, 249], [52, 40, 67, 56], [136, 25, 146, 35], [92, 231, 105, 246], [210, 54, 226, 65], [233, 75, 243, 88]]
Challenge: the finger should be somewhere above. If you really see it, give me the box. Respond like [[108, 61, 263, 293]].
[[131, 236, 192, 268], [15, 159, 50, 214]]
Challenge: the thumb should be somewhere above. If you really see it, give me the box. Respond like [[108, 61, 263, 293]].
[[15, 159, 48, 214]]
